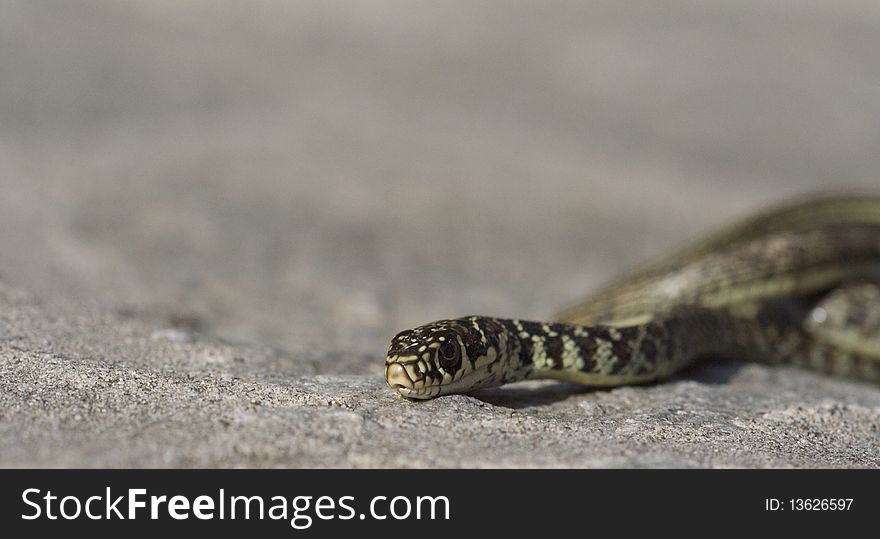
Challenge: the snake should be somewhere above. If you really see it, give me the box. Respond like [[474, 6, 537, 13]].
[[384, 195, 880, 399]]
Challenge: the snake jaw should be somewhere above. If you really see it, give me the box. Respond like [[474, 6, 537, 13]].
[[384, 354, 509, 400], [384, 358, 497, 399], [384, 354, 443, 399]]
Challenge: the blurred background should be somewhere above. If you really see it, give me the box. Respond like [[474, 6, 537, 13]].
[[2, 0, 879, 375]]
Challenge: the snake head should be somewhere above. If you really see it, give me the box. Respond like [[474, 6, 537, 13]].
[[385, 317, 509, 399]]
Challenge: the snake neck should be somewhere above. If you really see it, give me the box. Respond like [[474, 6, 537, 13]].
[[494, 316, 709, 387], [499, 302, 880, 387], [495, 306, 812, 387]]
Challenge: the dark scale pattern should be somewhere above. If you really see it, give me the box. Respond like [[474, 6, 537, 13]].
[[519, 320, 545, 336], [497, 318, 525, 363], [544, 335, 565, 370], [517, 332, 535, 368], [572, 333, 599, 372]]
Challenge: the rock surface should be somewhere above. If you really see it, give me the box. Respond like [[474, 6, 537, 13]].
[[1, 1, 879, 467]]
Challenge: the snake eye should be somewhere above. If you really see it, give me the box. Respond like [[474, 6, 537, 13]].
[[437, 340, 460, 370]]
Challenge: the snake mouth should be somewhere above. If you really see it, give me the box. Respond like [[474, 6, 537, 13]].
[[385, 362, 416, 390], [385, 356, 443, 399], [388, 372, 497, 399], [393, 385, 440, 399], [385, 355, 503, 399]]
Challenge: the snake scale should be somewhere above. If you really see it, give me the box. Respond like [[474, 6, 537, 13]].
[[385, 195, 880, 399]]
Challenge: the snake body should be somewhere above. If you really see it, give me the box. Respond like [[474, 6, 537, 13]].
[[385, 196, 880, 399]]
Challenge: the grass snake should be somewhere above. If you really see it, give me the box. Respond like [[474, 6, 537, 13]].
[[385, 195, 880, 399]]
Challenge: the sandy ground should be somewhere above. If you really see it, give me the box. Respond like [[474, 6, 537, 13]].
[[1, 1, 879, 467]]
